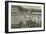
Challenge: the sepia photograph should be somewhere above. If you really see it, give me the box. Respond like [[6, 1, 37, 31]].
[[5, 1, 45, 33], [11, 5, 41, 28]]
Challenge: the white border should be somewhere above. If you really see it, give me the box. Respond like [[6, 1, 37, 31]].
[[8, 2, 44, 32]]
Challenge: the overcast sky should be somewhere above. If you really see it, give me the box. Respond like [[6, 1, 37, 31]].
[[21, 5, 41, 9]]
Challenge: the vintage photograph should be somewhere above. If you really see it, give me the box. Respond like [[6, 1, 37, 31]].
[[5, 1, 45, 33], [11, 5, 41, 28]]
